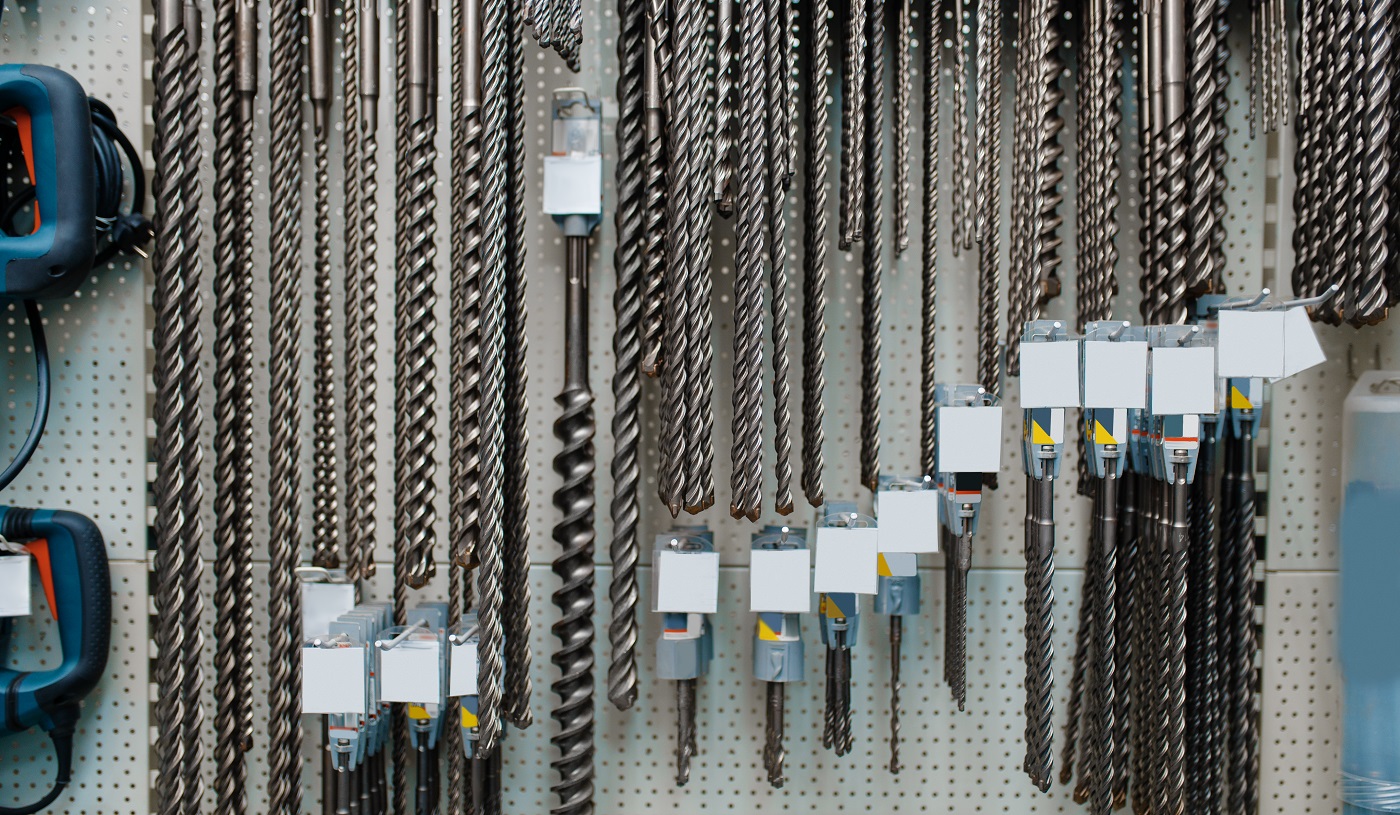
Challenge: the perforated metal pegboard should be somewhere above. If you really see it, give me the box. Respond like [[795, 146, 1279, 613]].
[[0, 0, 1362, 812]]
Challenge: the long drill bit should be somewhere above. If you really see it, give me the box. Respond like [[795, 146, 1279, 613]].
[[1186, 0, 1219, 298], [640, 24, 669, 377], [919, 0, 938, 481], [800, 0, 831, 508], [212, 0, 255, 806], [264, 0, 304, 798], [859, 0, 886, 491], [1087, 470, 1118, 815], [892, 0, 911, 254], [732, 0, 768, 523], [309, 0, 340, 577], [839, 0, 867, 246], [1061, 525, 1097, 790], [888, 615, 903, 773], [715, 0, 737, 213], [551, 231, 598, 815], [1111, 469, 1136, 810], [609, 0, 646, 711], [766, 0, 796, 514], [975, 0, 1003, 392], [951, 0, 974, 254], [1189, 425, 1221, 815], [1356, 0, 1392, 325], [1227, 419, 1260, 815]]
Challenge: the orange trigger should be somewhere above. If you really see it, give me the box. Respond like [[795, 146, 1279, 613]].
[[4, 106, 39, 232], [22, 539, 56, 622]]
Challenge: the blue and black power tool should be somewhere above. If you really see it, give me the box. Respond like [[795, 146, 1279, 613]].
[[0, 507, 110, 815]]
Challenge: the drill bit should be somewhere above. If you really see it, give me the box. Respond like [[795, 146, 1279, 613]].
[[609, 0, 647, 711], [1087, 470, 1118, 815], [1061, 516, 1096, 789], [888, 615, 903, 773], [1165, 462, 1190, 815], [859, 0, 886, 491], [1356, 0, 1392, 325], [715, 0, 737, 213], [800, 0, 831, 508], [1025, 473, 1056, 792], [951, 0, 974, 255], [975, 0, 1003, 392], [764, 681, 786, 786], [551, 232, 598, 815], [1187, 425, 1221, 815], [1111, 469, 1135, 810], [836, 631, 854, 755], [920, 0, 938, 479], [308, 0, 339, 580], [892, 0, 911, 254], [640, 25, 669, 377], [822, 630, 836, 750], [839, 0, 867, 246], [675, 678, 697, 785], [1227, 420, 1259, 815], [949, 530, 971, 710], [766, 0, 796, 514]]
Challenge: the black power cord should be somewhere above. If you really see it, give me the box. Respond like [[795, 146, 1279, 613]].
[[0, 97, 146, 493]]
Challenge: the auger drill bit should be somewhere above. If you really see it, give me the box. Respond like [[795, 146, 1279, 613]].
[[551, 229, 598, 815]]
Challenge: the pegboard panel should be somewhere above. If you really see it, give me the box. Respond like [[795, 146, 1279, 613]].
[[0, 562, 149, 814]]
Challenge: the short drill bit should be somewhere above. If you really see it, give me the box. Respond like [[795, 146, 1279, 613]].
[[675, 678, 697, 785], [888, 615, 903, 773], [764, 682, 786, 787]]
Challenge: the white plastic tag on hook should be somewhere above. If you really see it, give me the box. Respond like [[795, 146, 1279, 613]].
[[936, 405, 1004, 473], [1217, 310, 1286, 378], [449, 638, 479, 697], [302, 644, 367, 715], [0, 554, 30, 617], [1150, 346, 1217, 415], [653, 549, 720, 614], [1082, 341, 1149, 408], [749, 548, 812, 613], [302, 582, 356, 640], [875, 489, 940, 553], [542, 156, 603, 215], [813, 526, 878, 595], [1279, 307, 1327, 378], [379, 636, 442, 704], [1019, 341, 1083, 408]]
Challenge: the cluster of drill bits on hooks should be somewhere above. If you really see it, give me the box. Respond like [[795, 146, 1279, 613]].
[[1291, 0, 1396, 326], [526, 0, 584, 69]]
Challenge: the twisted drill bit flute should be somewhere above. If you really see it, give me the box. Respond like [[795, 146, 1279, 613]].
[[800, 0, 831, 508]]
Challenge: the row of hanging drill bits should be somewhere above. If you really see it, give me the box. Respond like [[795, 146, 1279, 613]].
[[1291, 0, 1394, 325]]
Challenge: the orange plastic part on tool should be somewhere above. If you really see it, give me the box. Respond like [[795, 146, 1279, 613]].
[[22, 538, 56, 621]]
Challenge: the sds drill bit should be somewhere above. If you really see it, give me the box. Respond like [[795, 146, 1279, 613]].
[[859, 0, 886, 491], [951, 0, 974, 255], [891, 0, 911, 254], [974, 0, 1004, 393], [766, 0, 796, 515], [751, 525, 805, 787], [800, 0, 831, 508]]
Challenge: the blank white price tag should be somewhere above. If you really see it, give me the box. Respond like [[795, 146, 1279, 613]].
[[813, 527, 878, 594], [876, 490, 940, 553], [1280, 307, 1327, 378], [1217, 310, 1286, 378], [542, 155, 603, 215], [653, 550, 720, 614], [302, 646, 367, 715], [1151, 346, 1217, 415], [749, 548, 812, 613], [379, 639, 441, 703], [1019, 341, 1083, 408], [449, 639, 479, 697], [302, 582, 356, 639], [1082, 341, 1149, 408], [936, 406, 1004, 473], [0, 555, 30, 617]]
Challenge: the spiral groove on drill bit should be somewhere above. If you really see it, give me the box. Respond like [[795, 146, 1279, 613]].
[[892, 0, 911, 254], [764, 681, 786, 786], [951, 0, 973, 255], [1110, 472, 1134, 810], [1088, 474, 1119, 814], [888, 615, 903, 773], [500, 0, 535, 734], [767, 0, 796, 515], [675, 678, 698, 785], [1192, 431, 1222, 814], [1061, 524, 1097, 788], [1076, 0, 1104, 335], [312, 132, 340, 572], [1185, 0, 1219, 299], [975, 0, 1003, 392], [840, 0, 867, 246], [1229, 426, 1260, 815], [919, 0, 938, 481], [950, 533, 971, 710], [800, 0, 830, 508], [1357, 0, 1392, 324], [261, 0, 306, 801], [639, 20, 670, 377], [715, 0, 737, 212], [212, 0, 255, 805], [859, 0, 885, 492], [609, 0, 645, 710]]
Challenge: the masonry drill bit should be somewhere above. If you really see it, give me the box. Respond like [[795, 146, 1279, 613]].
[[609, 0, 647, 711], [891, 0, 911, 254], [1226, 398, 1260, 815], [951, 0, 974, 255], [1165, 458, 1191, 815], [859, 0, 886, 491], [974, 0, 1003, 392], [1355, 0, 1392, 325], [1111, 467, 1136, 810], [639, 25, 668, 377], [888, 614, 903, 773], [1187, 420, 1221, 815], [715, 0, 737, 214], [1087, 468, 1120, 815], [675, 678, 697, 785], [1061, 513, 1097, 791], [552, 229, 598, 815], [920, 0, 938, 480], [839, 0, 867, 246], [766, 0, 796, 514], [1025, 471, 1056, 792], [949, 528, 971, 710], [764, 681, 786, 786], [800, 0, 831, 507]]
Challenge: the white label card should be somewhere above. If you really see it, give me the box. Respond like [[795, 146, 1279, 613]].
[[302, 582, 357, 640], [1019, 341, 1084, 408], [876, 490, 940, 553], [749, 548, 812, 613], [878, 552, 919, 577], [1280, 307, 1327, 378], [448, 639, 480, 697], [936, 406, 1005, 473], [654, 550, 720, 614], [0, 555, 30, 617], [302, 645, 367, 715], [813, 527, 879, 595], [1082, 341, 1149, 408], [1151, 346, 1218, 415], [379, 639, 442, 703], [1217, 310, 1286, 378], [542, 155, 603, 215]]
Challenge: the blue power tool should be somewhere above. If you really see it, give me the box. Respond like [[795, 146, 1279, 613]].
[[0, 507, 110, 815]]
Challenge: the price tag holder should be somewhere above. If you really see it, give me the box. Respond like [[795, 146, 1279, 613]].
[[0, 554, 30, 617], [1082, 341, 1149, 408], [936, 405, 1004, 473], [379, 637, 442, 704], [449, 638, 479, 697], [813, 526, 878, 595], [542, 156, 603, 215], [878, 552, 918, 578], [1150, 346, 1217, 415], [1279, 306, 1327, 378], [302, 644, 367, 715], [653, 550, 720, 614], [1217, 310, 1286, 378], [1019, 341, 1084, 408], [749, 548, 811, 613], [875, 490, 940, 553], [302, 581, 356, 640]]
